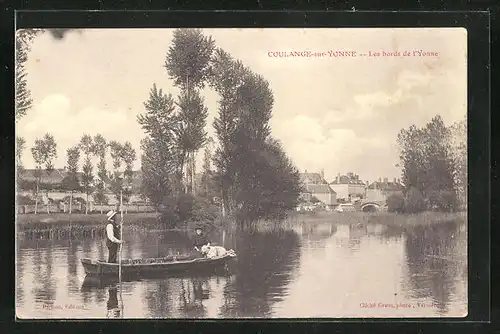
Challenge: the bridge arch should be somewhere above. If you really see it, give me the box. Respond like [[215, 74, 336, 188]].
[[360, 202, 381, 212]]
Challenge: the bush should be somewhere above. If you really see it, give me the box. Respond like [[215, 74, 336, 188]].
[[427, 189, 458, 212], [17, 194, 35, 205], [62, 195, 86, 204], [190, 197, 219, 223], [404, 186, 426, 213], [159, 193, 220, 228], [387, 192, 405, 213], [311, 196, 320, 204]]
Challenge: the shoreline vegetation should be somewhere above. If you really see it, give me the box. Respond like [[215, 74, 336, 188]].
[[16, 211, 466, 233]]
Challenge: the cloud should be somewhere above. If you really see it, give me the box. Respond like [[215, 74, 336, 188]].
[[323, 70, 431, 129], [271, 114, 394, 181], [17, 94, 144, 169]]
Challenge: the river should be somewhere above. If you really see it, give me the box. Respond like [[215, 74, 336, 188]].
[[16, 218, 467, 318]]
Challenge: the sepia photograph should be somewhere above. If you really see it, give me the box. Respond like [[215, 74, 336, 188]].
[[15, 27, 467, 319]]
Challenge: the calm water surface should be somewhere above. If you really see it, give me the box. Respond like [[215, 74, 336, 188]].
[[16, 219, 467, 318]]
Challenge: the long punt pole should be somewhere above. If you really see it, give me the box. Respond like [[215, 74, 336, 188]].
[[119, 190, 123, 317], [119, 190, 123, 282]]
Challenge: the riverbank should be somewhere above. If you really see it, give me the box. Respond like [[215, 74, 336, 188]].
[[16, 212, 227, 237], [16, 210, 466, 236], [16, 212, 159, 226], [288, 211, 466, 228]]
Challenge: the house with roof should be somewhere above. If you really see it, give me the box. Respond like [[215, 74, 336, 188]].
[[300, 170, 328, 185], [299, 169, 337, 206], [20, 168, 70, 185], [329, 172, 366, 202], [366, 177, 404, 202], [18, 168, 145, 203], [305, 183, 337, 206]]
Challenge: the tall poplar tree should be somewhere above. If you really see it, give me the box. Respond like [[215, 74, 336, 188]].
[[165, 28, 214, 194], [79, 134, 94, 213]]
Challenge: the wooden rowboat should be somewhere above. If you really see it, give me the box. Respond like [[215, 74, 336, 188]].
[[81, 253, 236, 277]]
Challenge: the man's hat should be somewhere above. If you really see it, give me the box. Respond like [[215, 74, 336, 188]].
[[106, 210, 118, 221]]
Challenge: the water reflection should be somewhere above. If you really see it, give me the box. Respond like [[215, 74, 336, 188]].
[[178, 277, 209, 318], [219, 229, 301, 318], [143, 279, 172, 318], [106, 286, 122, 318], [403, 222, 467, 315], [16, 219, 467, 318]]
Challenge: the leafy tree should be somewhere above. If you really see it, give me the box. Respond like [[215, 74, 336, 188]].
[[422, 116, 457, 210], [397, 125, 427, 196], [31, 134, 57, 214], [109, 140, 124, 203], [92, 134, 109, 210], [141, 138, 175, 209], [199, 144, 215, 199], [257, 138, 302, 221], [15, 30, 41, 122], [15, 29, 74, 122], [209, 48, 247, 216], [61, 146, 80, 214], [449, 117, 467, 210], [120, 141, 137, 212], [209, 48, 300, 226], [175, 89, 209, 193], [79, 134, 94, 214], [138, 85, 180, 208], [397, 116, 458, 212], [165, 28, 214, 193], [16, 136, 26, 184], [387, 193, 405, 213], [404, 186, 426, 214], [165, 28, 215, 90]]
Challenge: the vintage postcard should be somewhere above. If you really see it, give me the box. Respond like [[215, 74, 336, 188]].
[[15, 27, 467, 319]]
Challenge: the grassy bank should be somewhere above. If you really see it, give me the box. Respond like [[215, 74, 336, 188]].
[[16, 210, 466, 238], [288, 211, 466, 228], [17, 212, 159, 226], [16, 211, 229, 238]]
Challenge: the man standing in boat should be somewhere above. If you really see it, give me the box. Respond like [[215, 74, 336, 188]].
[[192, 225, 210, 258], [105, 210, 123, 263]]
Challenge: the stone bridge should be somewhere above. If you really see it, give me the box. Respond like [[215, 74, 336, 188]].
[[359, 200, 386, 212]]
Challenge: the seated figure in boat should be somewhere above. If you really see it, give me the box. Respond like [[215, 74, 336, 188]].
[[192, 225, 211, 258], [105, 210, 123, 263], [200, 244, 237, 259]]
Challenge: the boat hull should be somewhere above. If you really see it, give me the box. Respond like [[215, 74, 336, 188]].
[[81, 254, 234, 277]]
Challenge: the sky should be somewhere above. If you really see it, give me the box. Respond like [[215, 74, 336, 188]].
[[16, 28, 467, 183]]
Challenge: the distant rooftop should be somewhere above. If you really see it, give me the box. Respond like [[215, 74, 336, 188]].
[[367, 181, 404, 191], [330, 173, 365, 185], [21, 169, 143, 191], [305, 184, 336, 194], [299, 172, 327, 185]]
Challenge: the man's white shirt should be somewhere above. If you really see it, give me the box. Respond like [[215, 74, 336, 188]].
[[106, 223, 121, 243]]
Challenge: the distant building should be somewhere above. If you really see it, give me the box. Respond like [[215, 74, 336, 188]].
[[299, 169, 328, 185], [20, 168, 73, 185], [18, 169, 145, 204], [19, 168, 85, 189], [366, 177, 404, 201], [305, 184, 337, 206], [20, 168, 143, 191], [299, 169, 337, 206], [329, 172, 366, 201], [299, 190, 313, 203]]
